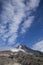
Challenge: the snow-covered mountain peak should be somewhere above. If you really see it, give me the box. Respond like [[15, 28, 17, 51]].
[[15, 44, 23, 49], [10, 44, 26, 52], [10, 44, 43, 57]]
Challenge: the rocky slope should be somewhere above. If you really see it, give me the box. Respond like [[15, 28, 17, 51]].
[[0, 45, 43, 65]]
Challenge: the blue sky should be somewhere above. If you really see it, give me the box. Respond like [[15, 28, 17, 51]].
[[0, 0, 43, 52]]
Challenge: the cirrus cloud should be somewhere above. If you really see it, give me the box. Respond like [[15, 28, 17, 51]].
[[0, 0, 40, 46], [32, 40, 43, 52]]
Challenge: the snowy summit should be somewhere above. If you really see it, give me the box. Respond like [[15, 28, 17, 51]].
[[10, 44, 26, 52]]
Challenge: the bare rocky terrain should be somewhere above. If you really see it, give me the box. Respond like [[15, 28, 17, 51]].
[[0, 45, 43, 65]]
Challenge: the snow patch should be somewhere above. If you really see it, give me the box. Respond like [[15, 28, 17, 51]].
[[10, 48, 25, 52]]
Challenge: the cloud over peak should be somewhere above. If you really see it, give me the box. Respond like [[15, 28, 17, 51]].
[[32, 40, 43, 52], [0, 0, 40, 46]]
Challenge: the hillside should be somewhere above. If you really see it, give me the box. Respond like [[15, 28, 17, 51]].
[[0, 45, 43, 65]]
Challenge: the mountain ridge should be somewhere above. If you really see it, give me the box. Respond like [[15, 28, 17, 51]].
[[0, 44, 43, 65]]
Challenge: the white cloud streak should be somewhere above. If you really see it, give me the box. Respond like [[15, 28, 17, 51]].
[[21, 0, 40, 34], [0, 0, 25, 45], [21, 16, 34, 33], [32, 40, 43, 52], [0, 0, 40, 45]]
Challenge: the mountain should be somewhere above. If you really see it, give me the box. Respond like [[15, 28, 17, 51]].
[[10, 44, 43, 56], [0, 44, 43, 65]]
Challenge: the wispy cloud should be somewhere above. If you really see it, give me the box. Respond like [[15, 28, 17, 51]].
[[32, 40, 43, 52], [0, 0, 25, 45], [0, 0, 40, 46], [21, 16, 34, 34], [21, 0, 40, 34]]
